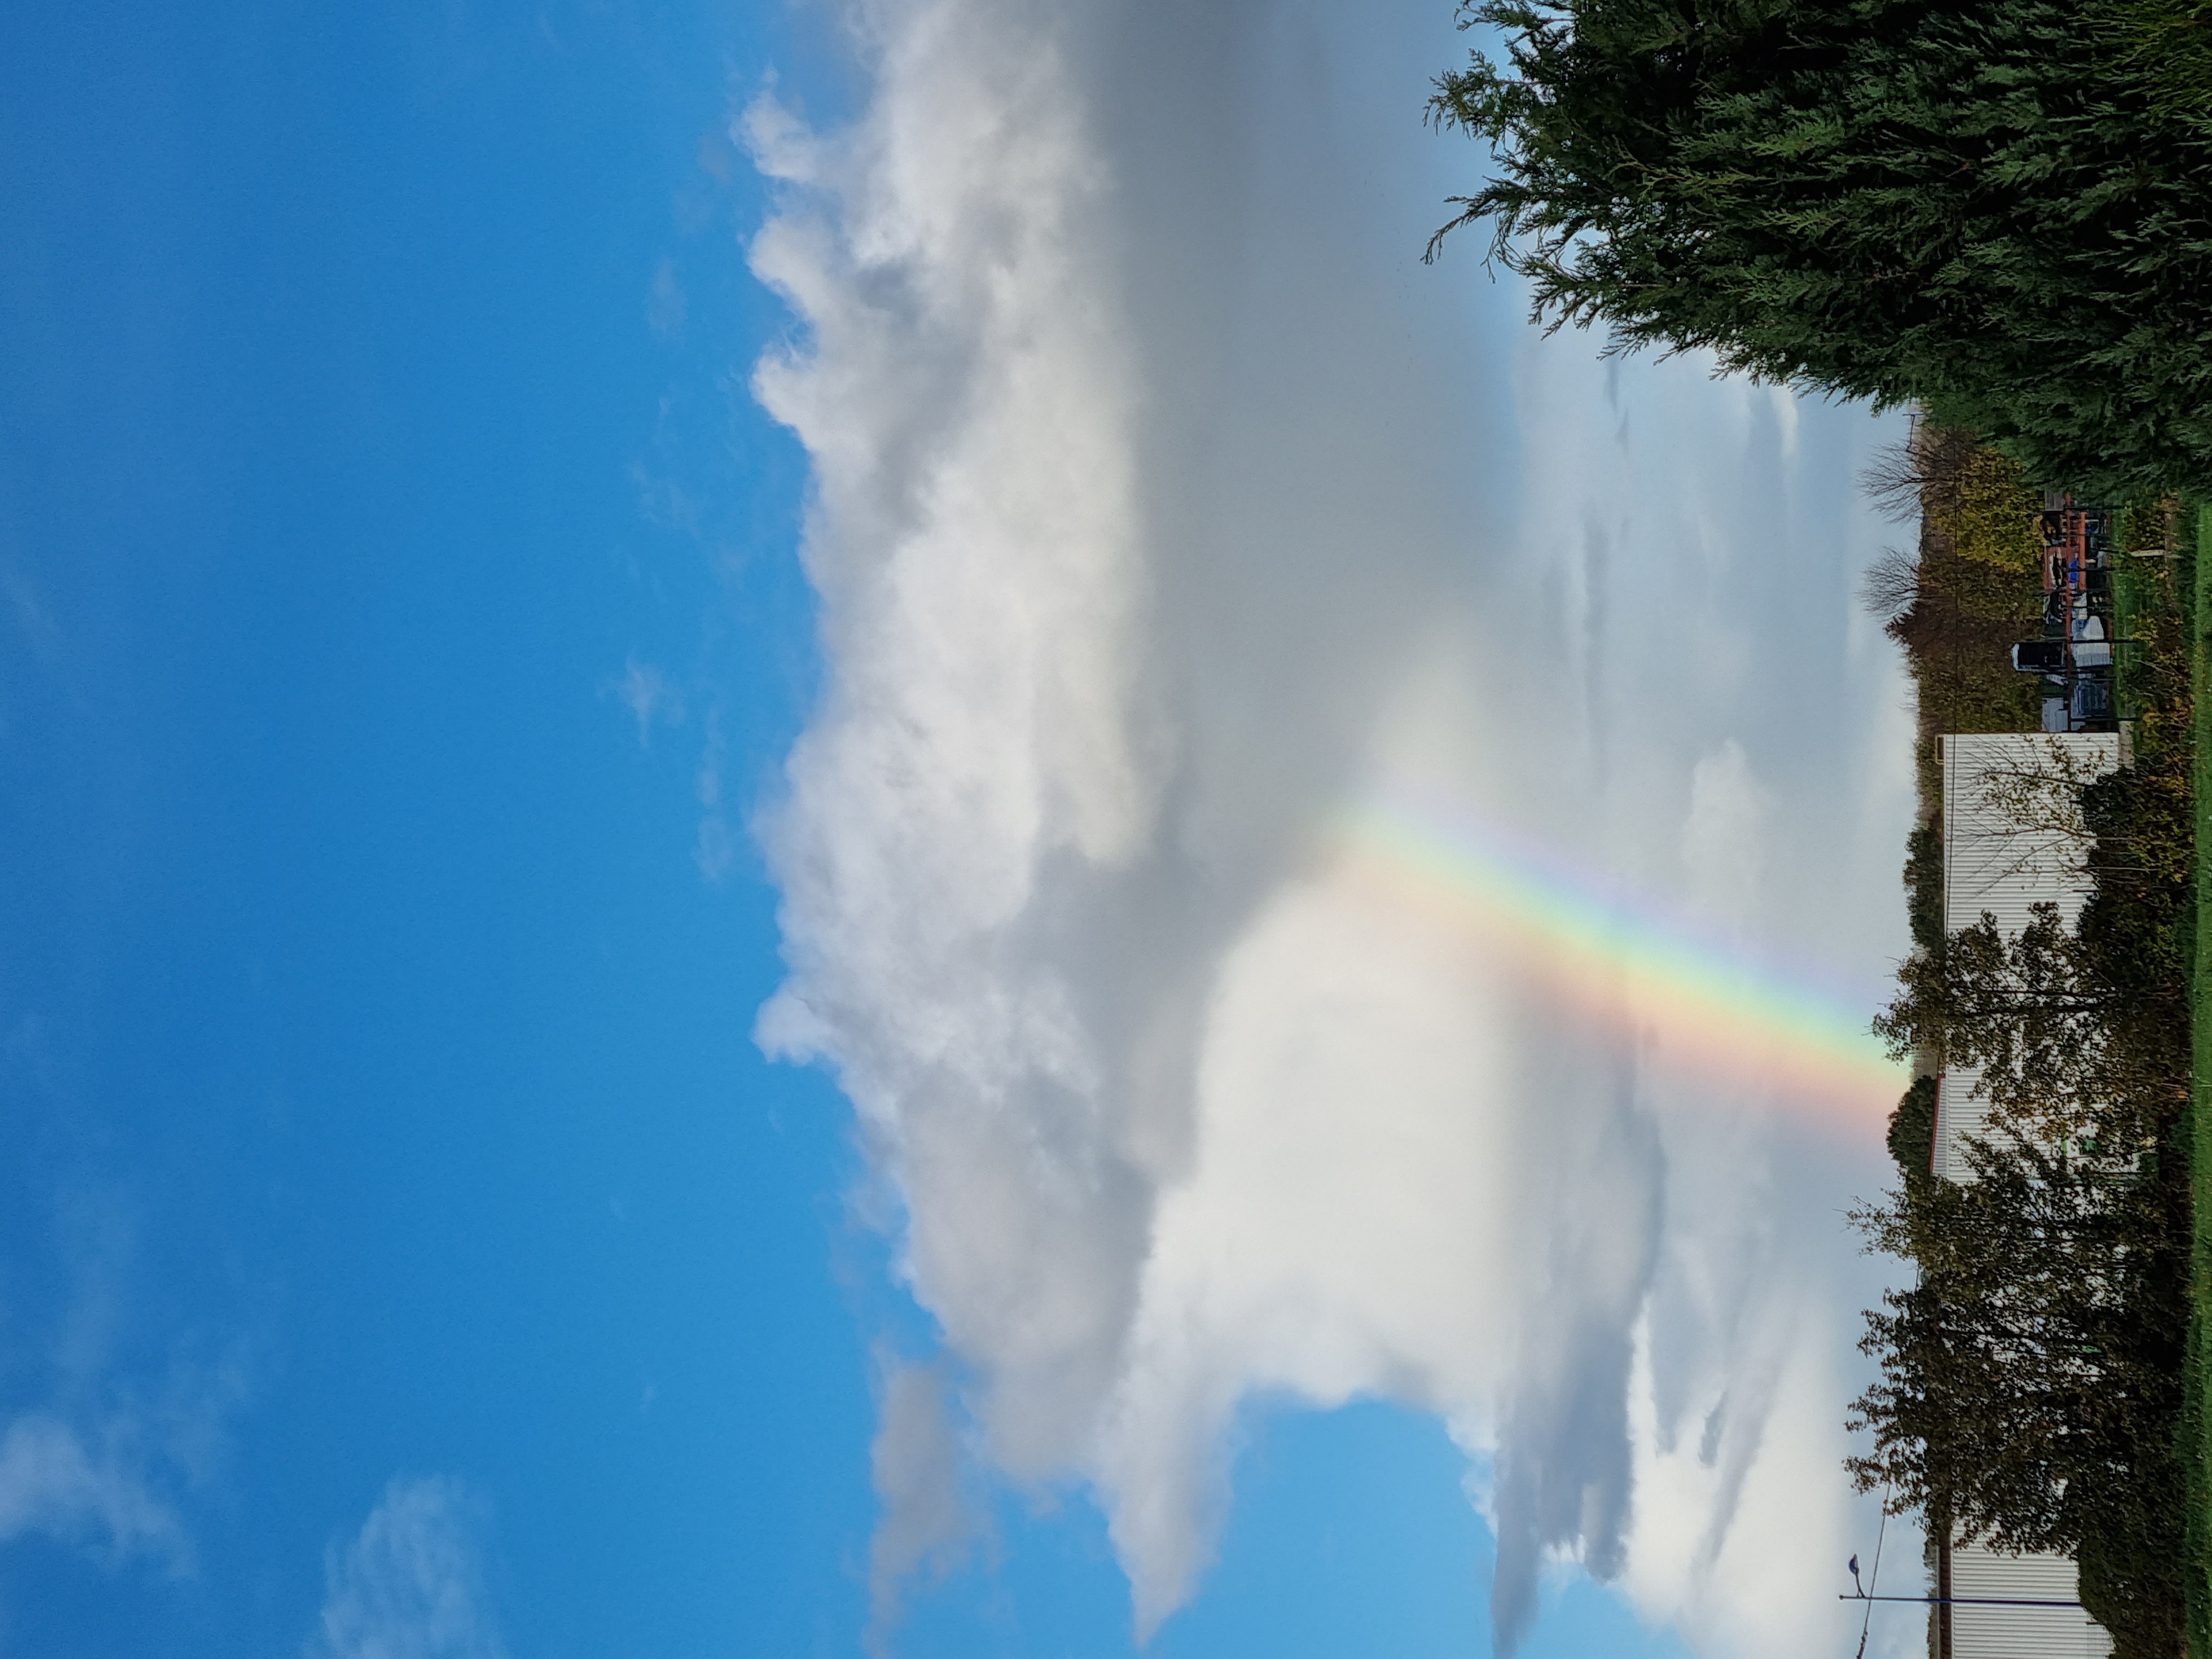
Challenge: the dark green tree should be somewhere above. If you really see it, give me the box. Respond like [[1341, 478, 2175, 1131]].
[[1886, 1075, 1938, 1178], [1901, 826, 1944, 958], [1849, 1120, 2187, 1655], [1430, 0, 2212, 493], [1874, 904, 2137, 1141]]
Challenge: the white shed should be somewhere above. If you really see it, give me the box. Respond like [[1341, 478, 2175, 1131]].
[[1932, 732, 2124, 1182], [1927, 732, 2121, 1659]]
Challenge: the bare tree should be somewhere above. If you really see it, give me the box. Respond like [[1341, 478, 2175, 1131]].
[[1859, 420, 1983, 524], [1859, 545, 1921, 623]]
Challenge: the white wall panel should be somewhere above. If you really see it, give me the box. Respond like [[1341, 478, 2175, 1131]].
[[1949, 1541, 2110, 1658], [1931, 733, 2120, 1182], [1927, 734, 2120, 1657]]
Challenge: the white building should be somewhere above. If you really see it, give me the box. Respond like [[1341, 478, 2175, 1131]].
[[1928, 733, 2121, 1659], [1932, 732, 2125, 1180]]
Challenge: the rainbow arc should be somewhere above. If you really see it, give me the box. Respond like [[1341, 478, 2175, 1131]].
[[1329, 789, 1905, 1132]]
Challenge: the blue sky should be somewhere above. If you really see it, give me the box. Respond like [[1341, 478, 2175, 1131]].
[[2, 3, 1921, 1656]]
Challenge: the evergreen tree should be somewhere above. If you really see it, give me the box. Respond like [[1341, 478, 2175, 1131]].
[[1431, 0, 2212, 493]]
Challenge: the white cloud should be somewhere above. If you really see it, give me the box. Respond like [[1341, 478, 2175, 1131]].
[[648, 256, 688, 340], [0, 1412, 188, 1570], [0, 1177, 251, 1588], [608, 657, 684, 748], [309, 1476, 505, 1659], [695, 705, 736, 883], [745, 1, 1916, 1652], [1679, 740, 1773, 936]]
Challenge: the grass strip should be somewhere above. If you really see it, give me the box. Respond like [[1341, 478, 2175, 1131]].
[[2186, 499, 2212, 1659]]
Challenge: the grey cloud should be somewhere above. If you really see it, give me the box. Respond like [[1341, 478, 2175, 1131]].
[[1486, 1042, 1662, 1649], [746, 0, 1916, 1652], [867, 1357, 975, 1654]]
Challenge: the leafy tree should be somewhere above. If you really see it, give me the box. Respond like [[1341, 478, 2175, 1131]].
[[1874, 904, 2140, 1141], [1901, 823, 1943, 957], [1848, 1118, 2187, 1655], [1848, 1125, 2180, 1546], [1857, 733, 2193, 1656], [1925, 447, 2042, 575], [1872, 758, 2193, 1145], [1430, 0, 2212, 493], [2105, 0, 2212, 118], [1886, 1075, 1938, 1177]]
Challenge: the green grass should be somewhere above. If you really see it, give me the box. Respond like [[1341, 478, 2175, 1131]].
[[2186, 499, 2212, 1659]]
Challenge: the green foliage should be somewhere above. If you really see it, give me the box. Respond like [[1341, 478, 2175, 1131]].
[[1876, 755, 2193, 1160], [1848, 1120, 2187, 1572], [1915, 731, 1942, 809], [1876, 425, 2045, 736], [2183, 496, 2212, 1659], [1875, 904, 2139, 1138], [2117, 494, 2171, 555], [2100, 0, 2212, 119], [1929, 445, 2044, 574], [1889, 594, 2042, 733], [1860, 944, 2191, 1657], [1887, 1075, 1938, 1177], [2082, 1491, 2191, 1659], [1904, 822, 1944, 956], [1860, 587, 2195, 1652], [1431, 0, 2212, 494]]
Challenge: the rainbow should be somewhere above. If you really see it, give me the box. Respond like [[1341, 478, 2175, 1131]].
[[1326, 787, 1905, 1135]]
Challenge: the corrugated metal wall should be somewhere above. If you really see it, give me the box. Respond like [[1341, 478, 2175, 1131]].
[[1933, 733, 2121, 1181], [1940, 732, 2119, 933], [1949, 1543, 2111, 1659], [1929, 733, 2120, 1659]]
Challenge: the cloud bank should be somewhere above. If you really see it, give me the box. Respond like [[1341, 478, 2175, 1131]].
[[746, 1, 1917, 1651]]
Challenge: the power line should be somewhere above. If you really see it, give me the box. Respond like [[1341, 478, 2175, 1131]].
[[1854, 1498, 1889, 1659]]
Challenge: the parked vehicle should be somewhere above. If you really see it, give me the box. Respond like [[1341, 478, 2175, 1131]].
[[2013, 497, 2119, 731]]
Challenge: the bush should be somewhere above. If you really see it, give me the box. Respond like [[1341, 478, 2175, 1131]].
[[1887, 1076, 1938, 1179], [1905, 825, 1945, 959]]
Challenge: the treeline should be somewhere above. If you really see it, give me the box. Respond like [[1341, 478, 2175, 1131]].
[[1862, 422, 2047, 804], [1852, 522, 2194, 1656]]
